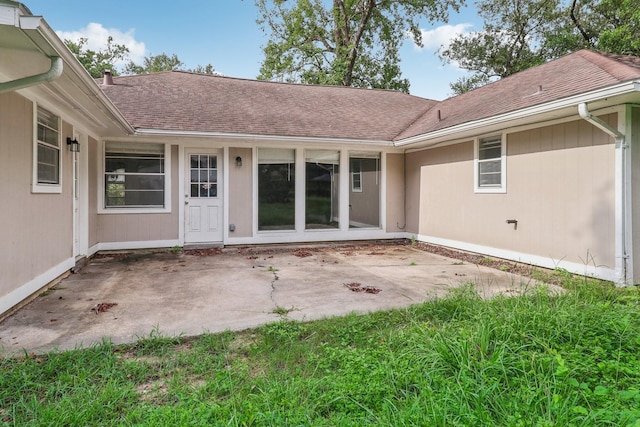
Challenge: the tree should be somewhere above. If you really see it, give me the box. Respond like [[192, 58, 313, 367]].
[[190, 64, 218, 74], [64, 36, 129, 78], [256, 0, 464, 93], [124, 53, 218, 75], [441, 0, 640, 95], [568, 0, 640, 56], [439, 0, 564, 95], [124, 53, 184, 74]]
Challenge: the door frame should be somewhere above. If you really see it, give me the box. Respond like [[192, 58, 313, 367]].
[[182, 147, 224, 244], [72, 131, 89, 260]]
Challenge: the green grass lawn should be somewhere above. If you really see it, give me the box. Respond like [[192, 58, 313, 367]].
[[2, 271, 640, 426]]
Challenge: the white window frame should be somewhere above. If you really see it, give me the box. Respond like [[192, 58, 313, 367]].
[[98, 141, 172, 214], [351, 159, 363, 192], [32, 104, 62, 194], [474, 134, 507, 193]]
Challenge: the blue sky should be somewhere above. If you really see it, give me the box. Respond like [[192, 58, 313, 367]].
[[23, 0, 481, 100]]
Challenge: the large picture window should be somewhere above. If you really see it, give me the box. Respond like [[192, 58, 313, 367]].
[[306, 150, 339, 229], [36, 106, 60, 186], [104, 142, 165, 208], [475, 135, 506, 193], [258, 148, 295, 231], [349, 152, 380, 228]]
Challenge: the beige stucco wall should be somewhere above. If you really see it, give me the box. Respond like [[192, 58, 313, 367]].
[[407, 115, 617, 268], [228, 147, 253, 238], [0, 92, 74, 298], [386, 153, 405, 232], [95, 144, 179, 243]]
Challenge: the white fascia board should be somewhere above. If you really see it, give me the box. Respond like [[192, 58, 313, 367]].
[[18, 13, 134, 135], [134, 128, 395, 147], [395, 81, 640, 149]]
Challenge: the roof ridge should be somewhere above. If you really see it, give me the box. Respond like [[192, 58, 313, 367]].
[[392, 101, 441, 141], [112, 70, 436, 98], [576, 49, 640, 81]]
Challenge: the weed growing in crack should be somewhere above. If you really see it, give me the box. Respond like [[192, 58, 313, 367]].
[[272, 306, 297, 316]]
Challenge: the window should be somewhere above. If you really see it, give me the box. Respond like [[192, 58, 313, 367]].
[[104, 142, 165, 208], [351, 159, 362, 192], [349, 152, 380, 228], [475, 136, 506, 193], [34, 106, 61, 189], [258, 148, 295, 231], [306, 150, 339, 229]]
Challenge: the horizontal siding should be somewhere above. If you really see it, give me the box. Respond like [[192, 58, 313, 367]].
[[409, 115, 617, 268], [96, 145, 179, 243], [0, 92, 73, 299]]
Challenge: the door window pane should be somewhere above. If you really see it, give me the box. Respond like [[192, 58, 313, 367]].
[[258, 148, 295, 231], [189, 154, 218, 198], [349, 153, 380, 228], [306, 150, 339, 229]]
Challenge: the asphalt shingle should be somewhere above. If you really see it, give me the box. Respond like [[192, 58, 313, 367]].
[[100, 73, 437, 141], [99, 50, 640, 142]]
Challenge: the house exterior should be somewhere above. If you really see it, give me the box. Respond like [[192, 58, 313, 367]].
[[2, 0, 640, 317]]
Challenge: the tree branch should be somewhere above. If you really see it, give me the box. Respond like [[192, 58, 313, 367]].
[[570, 0, 593, 47]]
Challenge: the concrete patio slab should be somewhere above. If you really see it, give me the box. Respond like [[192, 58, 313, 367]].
[[0, 242, 544, 356]]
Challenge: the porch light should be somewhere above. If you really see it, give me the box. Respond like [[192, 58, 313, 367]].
[[66, 137, 80, 152], [235, 156, 242, 167]]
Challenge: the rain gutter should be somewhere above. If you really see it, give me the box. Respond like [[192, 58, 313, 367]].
[[578, 102, 630, 286], [0, 55, 62, 94], [0, 7, 63, 94]]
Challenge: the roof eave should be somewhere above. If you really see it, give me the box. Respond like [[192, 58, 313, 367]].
[[395, 80, 640, 149], [132, 128, 395, 146], [3, 3, 135, 135]]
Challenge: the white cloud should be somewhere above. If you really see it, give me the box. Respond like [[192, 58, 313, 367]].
[[56, 23, 146, 68], [412, 23, 473, 51]]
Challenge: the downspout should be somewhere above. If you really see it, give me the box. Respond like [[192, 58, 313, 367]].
[[0, 55, 62, 94], [578, 102, 629, 285]]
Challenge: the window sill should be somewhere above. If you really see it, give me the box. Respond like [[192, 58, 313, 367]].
[[32, 183, 62, 194], [474, 187, 507, 194], [98, 207, 172, 215]]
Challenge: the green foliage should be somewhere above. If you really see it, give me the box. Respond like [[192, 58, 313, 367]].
[[3, 280, 640, 425], [64, 36, 129, 78], [440, 0, 563, 94], [123, 53, 184, 74], [441, 0, 640, 95], [256, 0, 464, 93], [66, 38, 217, 77]]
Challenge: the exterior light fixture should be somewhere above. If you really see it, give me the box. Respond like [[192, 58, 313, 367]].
[[66, 137, 80, 152], [235, 156, 242, 167]]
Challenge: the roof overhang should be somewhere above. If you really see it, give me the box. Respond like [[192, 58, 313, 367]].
[[0, 1, 134, 136], [395, 80, 640, 150], [129, 128, 395, 147]]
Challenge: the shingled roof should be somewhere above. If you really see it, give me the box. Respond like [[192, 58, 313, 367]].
[[397, 50, 640, 140], [99, 72, 437, 141], [99, 50, 640, 143]]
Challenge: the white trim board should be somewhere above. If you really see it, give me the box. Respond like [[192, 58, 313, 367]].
[[0, 258, 74, 316], [92, 240, 181, 252], [417, 234, 618, 283], [226, 231, 407, 246]]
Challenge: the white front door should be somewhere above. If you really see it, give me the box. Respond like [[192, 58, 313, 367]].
[[184, 150, 223, 243]]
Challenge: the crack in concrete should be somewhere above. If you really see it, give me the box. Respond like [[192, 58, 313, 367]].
[[269, 269, 279, 306]]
